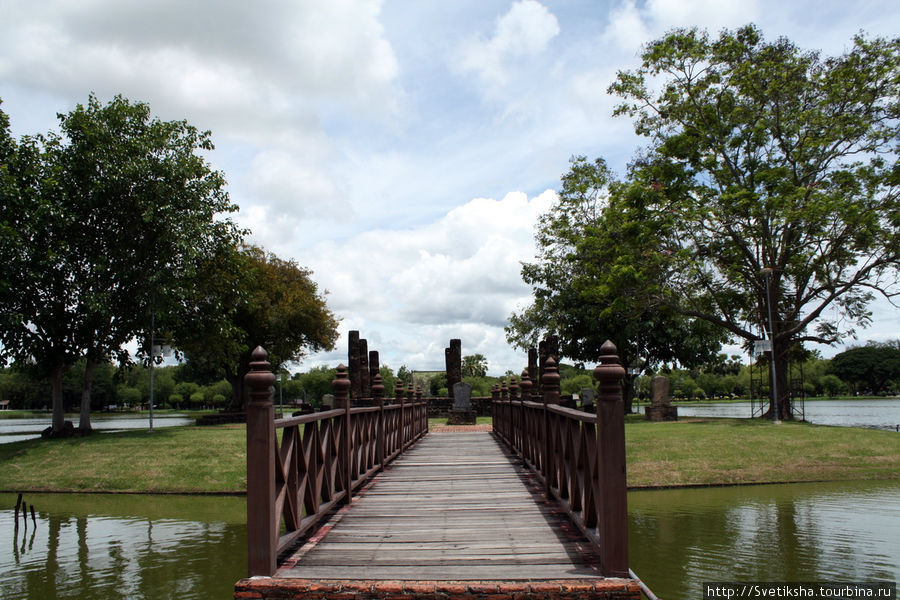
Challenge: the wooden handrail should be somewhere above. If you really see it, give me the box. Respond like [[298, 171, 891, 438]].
[[245, 348, 428, 577], [493, 340, 629, 577]]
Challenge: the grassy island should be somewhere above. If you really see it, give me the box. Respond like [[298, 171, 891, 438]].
[[0, 418, 897, 494]]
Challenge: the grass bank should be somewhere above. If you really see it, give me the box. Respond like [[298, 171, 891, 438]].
[[626, 417, 899, 487], [0, 418, 897, 494], [0, 425, 246, 494]]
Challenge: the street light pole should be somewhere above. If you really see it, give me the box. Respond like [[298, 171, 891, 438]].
[[761, 268, 780, 424]]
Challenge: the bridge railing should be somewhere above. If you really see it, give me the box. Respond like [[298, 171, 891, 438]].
[[245, 347, 428, 577], [493, 340, 629, 578]]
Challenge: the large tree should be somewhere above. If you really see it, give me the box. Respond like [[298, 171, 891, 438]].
[[1, 105, 82, 431], [0, 95, 242, 433], [507, 156, 726, 409], [602, 25, 899, 419], [175, 245, 339, 412], [828, 344, 900, 395]]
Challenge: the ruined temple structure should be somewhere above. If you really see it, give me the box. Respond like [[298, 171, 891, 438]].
[[644, 375, 678, 421], [444, 338, 462, 398]]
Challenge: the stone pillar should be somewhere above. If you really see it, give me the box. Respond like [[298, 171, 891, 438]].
[[445, 339, 462, 397], [359, 339, 369, 400], [348, 331, 361, 400], [644, 375, 677, 421], [580, 388, 595, 412], [528, 348, 538, 397], [448, 381, 475, 425], [369, 350, 380, 393]]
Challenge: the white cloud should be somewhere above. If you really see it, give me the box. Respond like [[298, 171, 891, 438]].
[[457, 0, 560, 86], [600, 0, 760, 55], [299, 190, 556, 374], [0, 0, 400, 136]]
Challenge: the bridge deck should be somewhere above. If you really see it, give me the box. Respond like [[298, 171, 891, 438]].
[[275, 431, 604, 581]]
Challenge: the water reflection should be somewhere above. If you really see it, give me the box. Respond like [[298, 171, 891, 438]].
[[629, 481, 900, 600], [2, 483, 897, 600], [1, 493, 246, 600]]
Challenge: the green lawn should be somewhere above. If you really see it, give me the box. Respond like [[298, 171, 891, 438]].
[[625, 417, 900, 487], [0, 425, 247, 493], [0, 417, 897, 494]]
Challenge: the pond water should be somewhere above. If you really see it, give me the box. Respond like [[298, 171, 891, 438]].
[[0, 414, 194, 444], [628, 480, 900, 600], [674, 398, 900, 430], [0, 493, 246, 600], [2, 481, 897, 600]]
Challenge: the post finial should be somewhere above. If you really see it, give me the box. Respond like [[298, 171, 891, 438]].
[[542, 356, 561, 405], [332, 364, 351, 407], [245, 346, 276, 406], [594, 340, 626, 400]]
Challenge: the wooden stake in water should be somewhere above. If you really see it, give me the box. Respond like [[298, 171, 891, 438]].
[[14, 493, 22, 531]]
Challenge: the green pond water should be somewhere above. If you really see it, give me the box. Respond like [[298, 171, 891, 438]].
[[2, 481, 898, 600]]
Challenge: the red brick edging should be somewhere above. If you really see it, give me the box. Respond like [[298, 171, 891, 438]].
[[235, 578, 641, 600], [429, 424, 493, 433]]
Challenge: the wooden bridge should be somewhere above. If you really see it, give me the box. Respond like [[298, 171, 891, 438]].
[[234, 342, 643, 600]]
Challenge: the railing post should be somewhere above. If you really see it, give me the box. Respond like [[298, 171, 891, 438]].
[[333, 364, 352, 502], [373, 373, 385, 469], [246, 346, 277, 577], [593, 340, 629, 577], [542, 357, 560, 494]]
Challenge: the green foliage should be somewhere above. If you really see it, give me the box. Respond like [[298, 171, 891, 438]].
[[828, 344, 900, 395], [295, 365, 337, 406], [462, 376, 495, 398], [819, 375, 848, 398], [461, 354, 488, 378], [396, 365, 412, 385], [379, 365, 397, 398], [0, 94, 242, 431], [508, 155, 727, 389], [561, 373, 594, 396], [175, 244, 339, 411], [604, 26, 899, 418], [116, 385, 141, 407]]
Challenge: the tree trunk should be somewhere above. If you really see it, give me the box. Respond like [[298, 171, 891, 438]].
[[766, 338, 792, 421], [78, 356, 96, 431], [623, 373, 636, 414], [51, 363, 66, 433], [225, 368, 244, 412]]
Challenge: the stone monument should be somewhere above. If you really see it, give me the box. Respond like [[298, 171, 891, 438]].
[[580, 387, 595, 412], [644, 375, 677, 421], [447, 381, 476, 425]]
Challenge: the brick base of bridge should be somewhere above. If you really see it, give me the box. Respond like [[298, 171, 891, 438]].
[[235, 578, 642, 600]]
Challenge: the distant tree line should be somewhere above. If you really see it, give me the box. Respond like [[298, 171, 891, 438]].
[[2, 342, 896, 413]]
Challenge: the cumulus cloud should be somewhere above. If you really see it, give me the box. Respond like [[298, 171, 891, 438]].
[[457, 0, 560, 85], [600, 0, 759, 55], [0, 0, 400, 135], [300, 190, 556, 374]]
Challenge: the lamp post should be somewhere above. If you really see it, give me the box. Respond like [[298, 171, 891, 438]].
[[760, 267, 780, 424]]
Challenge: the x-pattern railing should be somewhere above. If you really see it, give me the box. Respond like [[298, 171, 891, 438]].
[[245, 347, 428, 576], [493, 340, 628, 578]]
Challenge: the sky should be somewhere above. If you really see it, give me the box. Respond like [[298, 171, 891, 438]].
[[1, 0, 898, 375]]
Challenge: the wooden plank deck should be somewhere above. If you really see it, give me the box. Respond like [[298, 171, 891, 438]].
[[275, 431, 605, 581]]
